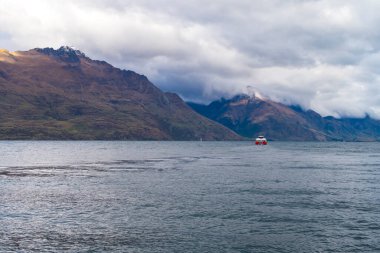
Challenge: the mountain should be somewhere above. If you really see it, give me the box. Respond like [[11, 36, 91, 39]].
[[188, 94, 380, 141], [0, 46, 240, 140]]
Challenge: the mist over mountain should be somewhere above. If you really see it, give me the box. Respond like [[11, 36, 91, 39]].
[[188, 94, 380, 141], [0, 46, 240, 140]]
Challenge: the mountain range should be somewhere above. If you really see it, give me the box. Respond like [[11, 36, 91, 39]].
[[188, 94, 380, 141], [0, 46, 239, 140], [1, 46, 379, 141]]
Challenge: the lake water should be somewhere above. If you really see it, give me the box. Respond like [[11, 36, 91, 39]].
[[0, 141, 380, 252]]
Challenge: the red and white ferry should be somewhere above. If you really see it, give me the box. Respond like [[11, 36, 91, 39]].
[[255, 136, 268, 145]]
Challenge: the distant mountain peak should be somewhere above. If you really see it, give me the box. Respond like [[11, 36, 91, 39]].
[[189, 94, 380, 141], [58, 46, 85, 55], [230, 94, 251, 102], [35, 46, 86, 63], [220, 93, 264, 105]]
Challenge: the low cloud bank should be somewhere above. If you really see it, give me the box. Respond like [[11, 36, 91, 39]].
[[1, 0, 380, 118]]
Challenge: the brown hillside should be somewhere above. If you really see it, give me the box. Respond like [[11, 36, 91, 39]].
[[0, 47, 240, 140]]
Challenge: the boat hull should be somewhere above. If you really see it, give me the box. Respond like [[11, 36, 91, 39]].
[[255, 136, 268, 145], [255, 140, 267, 145]]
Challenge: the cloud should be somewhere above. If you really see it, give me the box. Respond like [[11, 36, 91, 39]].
[[1, 0, 380, 118]]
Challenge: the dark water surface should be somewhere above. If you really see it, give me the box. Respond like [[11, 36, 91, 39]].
[[1, 141, 380, 252]]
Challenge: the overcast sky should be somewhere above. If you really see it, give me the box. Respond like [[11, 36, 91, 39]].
[[1, 0, 380, 118]]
